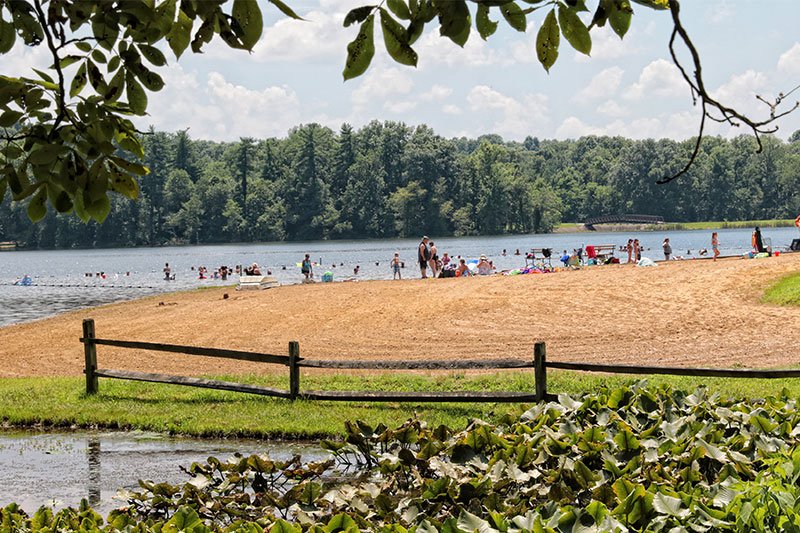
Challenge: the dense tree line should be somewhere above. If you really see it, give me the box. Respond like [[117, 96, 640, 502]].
[[1, 122, 799, 249]]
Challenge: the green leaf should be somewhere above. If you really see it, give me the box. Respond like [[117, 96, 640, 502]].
[[29, 144, 66, 166], [323, 513, 357, 533], [138, 44, 167, 66], [652, 492, 687, 518], [268, 0, 303, 20], [500, 2, 526, 32], [437, 0, 470, 46], [31, 68, 54, 84], [631, 0, 669, 9], [0, 17, 16, 54], [166, 8, 192, 58], [59, 54, 83, 68], [126, 73, 147, 114], [232, 0, 263, 50], [387, 0, 411, 20], [380, 9, 417, 67], [86, 59, 107, 93], [457, 510, 493, 533], [344, 6, 375, 27], [343, 14, 375, 81], [69, 62, 88, 97], [558, 4, 591, 55], [27, 186, 47, 222], [475, 5, 498, 40], [163, 506, 203, 532], [75, 41, 93, 53], [608, 0, 632, 38], [269, 519, 301, 533], [91, 49, 107, 63], [536, 9, 559, 72], [0, 110, 23, 128]]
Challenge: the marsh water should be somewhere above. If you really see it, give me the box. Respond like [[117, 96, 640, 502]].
[[0, 227, 798, 327], [0, 430, 324, 515]]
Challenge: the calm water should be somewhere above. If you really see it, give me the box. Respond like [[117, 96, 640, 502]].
[[0, 227, 797, 327], [0, 431, 324, 515]]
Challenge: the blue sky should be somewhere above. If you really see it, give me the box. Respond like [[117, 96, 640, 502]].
[[7, 0, 800, 142]]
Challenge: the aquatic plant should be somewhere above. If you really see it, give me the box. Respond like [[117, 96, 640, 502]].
[[5, 383, 800, 531]]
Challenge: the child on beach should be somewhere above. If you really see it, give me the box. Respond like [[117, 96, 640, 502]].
[[301, 254, 313, 279], [711, 232, 720, 261], [626, 240, 633, 264], [456, 259, 472, 277], [391, 253, 402, 280]]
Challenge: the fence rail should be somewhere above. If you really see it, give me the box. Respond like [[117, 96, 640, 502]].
[[80, 319, 539, 403], [81, 319, 798, 403]]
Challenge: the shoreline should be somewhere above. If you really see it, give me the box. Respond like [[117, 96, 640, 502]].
[[1, 253, 799, 378]]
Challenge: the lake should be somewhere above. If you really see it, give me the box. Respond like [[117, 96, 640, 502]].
[[1, 226, 797, 327], [0, 430, 324, 516]]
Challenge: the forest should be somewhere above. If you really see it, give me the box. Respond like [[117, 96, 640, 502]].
[[1, 121, 799, 249]]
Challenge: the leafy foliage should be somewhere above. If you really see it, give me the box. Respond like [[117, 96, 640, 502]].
[[8, 384, 800, 531], [340, 0, 667, 80], [0, 0, 299, 222], [0, 0, 676, 223], [2, 125, 799, 248]]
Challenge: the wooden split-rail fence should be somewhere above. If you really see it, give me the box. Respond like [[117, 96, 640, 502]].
[[81, 319, 800, 402]]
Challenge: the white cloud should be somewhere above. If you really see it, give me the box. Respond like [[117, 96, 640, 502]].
[[556, 117, 604, 138], [421, 84, 453, 101], [708, 69, 769, 120], [574, 26, 635, 63], [625, 59, 686, 100], [595, 99, 629, 118], [416, 31, 497, 68], [576, 67, 624, 102], [2, 44, 53, 76], [384, 101, 417, 113], [350, 67, 414, 111], [141, 67, 304, 140], [442, 104, 462, 115], [706, 1, 734, 24], [556, 110, 700, 140], [777, 43, 800, 76], [253, 8, 350, 62], [466, 85, 549, 139]]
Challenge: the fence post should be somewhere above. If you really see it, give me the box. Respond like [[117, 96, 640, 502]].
[[288, 341, 300, 400], [534, 341, 547, 401], [83, 319, 98, 395]]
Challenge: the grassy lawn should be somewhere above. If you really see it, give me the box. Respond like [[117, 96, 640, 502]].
[[3, 371, 800, 439], [662, 219, 797, 230], [557, 219, 795, 232], [763, 272, 800, 307]]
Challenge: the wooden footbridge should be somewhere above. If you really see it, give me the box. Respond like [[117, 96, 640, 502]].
[[584, 214, 664, 230]]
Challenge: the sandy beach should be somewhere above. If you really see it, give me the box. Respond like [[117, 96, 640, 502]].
[[0, 254, 798, 378]]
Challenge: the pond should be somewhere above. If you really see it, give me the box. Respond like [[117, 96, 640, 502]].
[[0, 430, 325, 516]]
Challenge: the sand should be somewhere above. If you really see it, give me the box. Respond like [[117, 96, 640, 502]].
[[0, 254, 798, 378]]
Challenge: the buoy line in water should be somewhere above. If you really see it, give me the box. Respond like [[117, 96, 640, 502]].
[[5, 283, 160, 289]]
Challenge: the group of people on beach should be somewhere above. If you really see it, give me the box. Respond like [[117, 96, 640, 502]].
[[415, 236, 496, 279]]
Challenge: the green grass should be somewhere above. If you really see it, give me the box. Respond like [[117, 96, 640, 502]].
[[3, 371, 800, 439], [557, 219, 796, 232], [763, 272, 800, 307]]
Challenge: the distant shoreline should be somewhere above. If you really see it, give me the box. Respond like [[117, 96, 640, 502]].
[[555, 219, 797, 234]]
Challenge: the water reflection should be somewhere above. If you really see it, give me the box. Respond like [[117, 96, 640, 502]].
[[0, 431, 324, 515], [87, 438, 101, 507]]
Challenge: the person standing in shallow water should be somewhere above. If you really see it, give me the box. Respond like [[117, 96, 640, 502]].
[[301, 254, 313, 279], [711, 232, 720, 261], [428, 240, 439, 279], [662, 238, 672, 261], [418, 236, 430, 279]]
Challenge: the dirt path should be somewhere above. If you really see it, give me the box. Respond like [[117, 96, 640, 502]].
[[0, 254, 798, 377]]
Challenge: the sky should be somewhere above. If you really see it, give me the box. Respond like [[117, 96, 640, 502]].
[[5, 0, 800, 143]]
